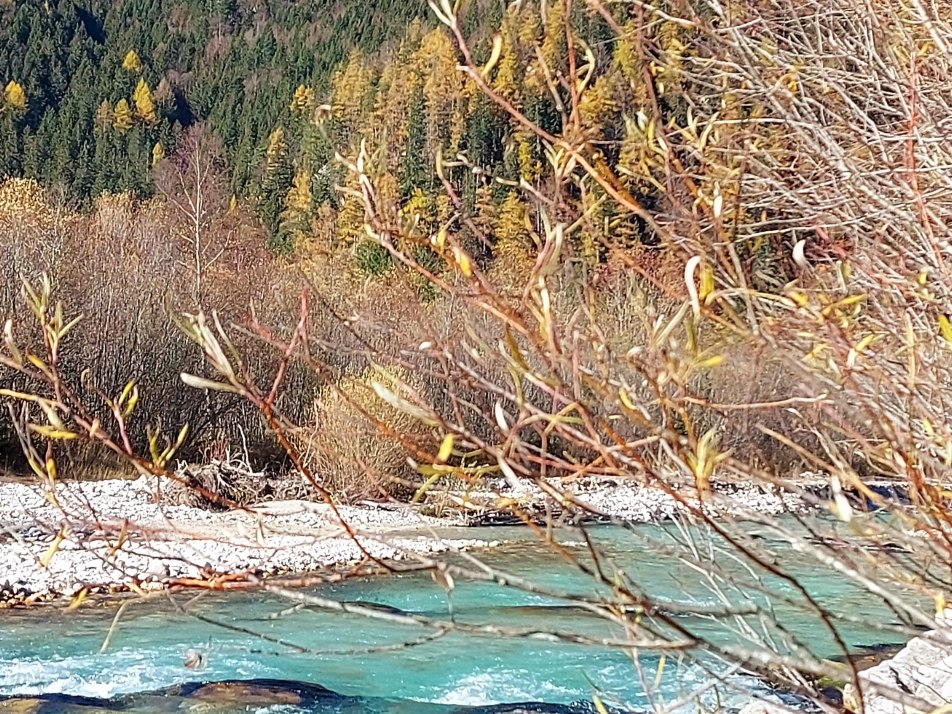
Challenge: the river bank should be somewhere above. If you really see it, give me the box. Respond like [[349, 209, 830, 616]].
[[0, 472, 810, 604], [0, 499, 934, 714]]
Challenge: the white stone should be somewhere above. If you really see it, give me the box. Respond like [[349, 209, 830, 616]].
[[844, 625, 952, 713]]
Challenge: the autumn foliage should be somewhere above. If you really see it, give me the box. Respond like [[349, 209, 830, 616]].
[[3, 0, 952, 509]]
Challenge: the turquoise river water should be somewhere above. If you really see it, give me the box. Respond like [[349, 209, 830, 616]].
[[0, 521, 915, 712]]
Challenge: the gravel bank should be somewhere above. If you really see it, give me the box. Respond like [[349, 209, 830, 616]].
[[446, 479, 806, 524], [0, 476, 485, 604], [570, 480, 804, 520], [0, 475, 806, 604]]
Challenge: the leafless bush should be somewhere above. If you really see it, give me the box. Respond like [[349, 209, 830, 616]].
[[291, 365, 432, 500]]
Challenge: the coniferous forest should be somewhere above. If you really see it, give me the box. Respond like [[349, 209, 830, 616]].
[[0, 0, 432, 203]]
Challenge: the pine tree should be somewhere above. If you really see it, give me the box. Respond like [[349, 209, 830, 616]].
[[152, 141, 165, 166], [133, 78, 157, 123], [0, 114, 20, 176], [399, 88, 429, 199], [113, 99, 133, 132]]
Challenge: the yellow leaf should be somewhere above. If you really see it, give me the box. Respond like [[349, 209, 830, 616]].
[[482, 35, 503, 77], [29, 425, 78, 440], [411, 473, 444, 503], [698, 112, 718, 151], [454, 247, 473, 277], [787, 290, 809, 307], [504, 329, 528, 370], [699, 262, 715, 303], [59, 313, 84, 339], [123, 385, 140, 416], [119, 381, 135, 407], [854, 333, 880, 353], [820, 293, 866, 317], [653, 654, 666, 689], [67, 588, 89, 611], [416, 463, 457, 477], [619, 388, 636, 411], [0, 388, 41, 401], [437, 434, 454, 463], [696, 354, 724, 369], [592, 694, 610, 714], [691, 429, 721, 489], [40, 527, 67, 568], [939, 316, 952, 344]]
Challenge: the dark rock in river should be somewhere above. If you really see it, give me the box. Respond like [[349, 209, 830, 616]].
[[0, 678, 636, 713], [0, 679, 339, 712]]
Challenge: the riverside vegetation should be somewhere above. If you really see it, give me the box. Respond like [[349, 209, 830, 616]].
[[2, 0, 952, 711]]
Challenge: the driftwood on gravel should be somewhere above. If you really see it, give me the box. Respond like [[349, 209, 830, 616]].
[[164, 459, 319, 510]]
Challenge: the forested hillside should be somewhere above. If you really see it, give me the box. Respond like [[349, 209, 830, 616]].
[[3, 1, 952, 709], [0, 0, 821, 470], [0, 0, 739, 269], [0, 0, 428, 201], [3, 0, 948, 499]]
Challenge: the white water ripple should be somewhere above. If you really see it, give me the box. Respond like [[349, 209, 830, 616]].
[[431, 668, 581, 706]]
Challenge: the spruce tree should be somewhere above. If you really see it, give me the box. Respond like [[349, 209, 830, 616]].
[[258, 126, 293, 243]]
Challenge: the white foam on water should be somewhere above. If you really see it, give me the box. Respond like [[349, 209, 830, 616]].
[[430, 668, 580, 706], [0, 656, 164, 697], [0, 646, 277, 699]]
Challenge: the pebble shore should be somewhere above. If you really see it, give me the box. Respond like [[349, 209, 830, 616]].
[[0, 475, 805, 604], [0, 476, 488, 605]]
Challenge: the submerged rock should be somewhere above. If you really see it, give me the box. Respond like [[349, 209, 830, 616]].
[[0, 678, 635, 714], [0, 679, 338, 712]]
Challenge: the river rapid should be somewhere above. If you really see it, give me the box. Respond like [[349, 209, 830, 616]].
[[0, 521, 914, 713]]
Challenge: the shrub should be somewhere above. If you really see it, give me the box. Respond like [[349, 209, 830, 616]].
[[292, 365, 431, 501]]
